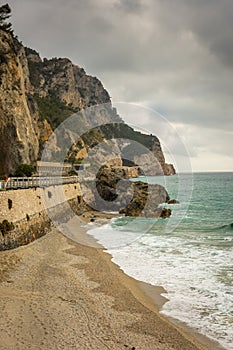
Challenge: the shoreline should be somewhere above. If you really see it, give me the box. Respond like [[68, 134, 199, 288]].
[[79, 213, 226, 350], [0, 216, 226, 350]]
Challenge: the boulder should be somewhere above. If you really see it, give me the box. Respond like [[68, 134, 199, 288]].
[[95, 167, 171, 218], [167, 199, 180, 204]]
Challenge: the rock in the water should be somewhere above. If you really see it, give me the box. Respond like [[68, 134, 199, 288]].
[[159, 208, 172, 219], [119, 182, 170, 218], [95, 167, 171, 218], [167, 199, 180, 204]]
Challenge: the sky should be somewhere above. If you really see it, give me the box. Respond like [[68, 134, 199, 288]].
[[6, 0, 233, 172]]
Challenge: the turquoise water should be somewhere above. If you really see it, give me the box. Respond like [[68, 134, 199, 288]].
[[88, 173, 233, 350]]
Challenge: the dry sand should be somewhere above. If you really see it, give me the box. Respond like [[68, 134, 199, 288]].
[[0, 219, 224, 350]]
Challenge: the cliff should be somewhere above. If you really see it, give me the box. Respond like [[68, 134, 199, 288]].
[[0, 30, 40, 174], [0, 28, 175, 176]]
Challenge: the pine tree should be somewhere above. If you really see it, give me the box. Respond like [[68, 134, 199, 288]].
[[0, 4, 13, 33]]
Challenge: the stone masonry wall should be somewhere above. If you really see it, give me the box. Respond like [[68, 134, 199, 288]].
[[0, 184, 82, 250], [0, 183, 81, 223]]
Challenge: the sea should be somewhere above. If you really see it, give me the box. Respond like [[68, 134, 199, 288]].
[[87, 172, 233, 350]]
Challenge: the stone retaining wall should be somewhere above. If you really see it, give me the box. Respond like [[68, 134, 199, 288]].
[[0, 183, 81, 223], [0, 184, 82, 250]]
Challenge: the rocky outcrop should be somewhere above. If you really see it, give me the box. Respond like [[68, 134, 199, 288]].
[[119, 166, 139, 178], [167, 199, 180, 204], [163, 163, 176, 176], [0, 29, 175, 176], [25, 48, 110, 109], [95, 167, 171, 218], [119, 182, 171, 218], [99, 123, 175, 176]]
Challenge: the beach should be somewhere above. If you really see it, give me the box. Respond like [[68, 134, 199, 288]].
[[0, 216, 224, 350]]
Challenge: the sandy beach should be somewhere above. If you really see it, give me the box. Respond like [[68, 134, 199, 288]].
[[0, 219, 224, 350]]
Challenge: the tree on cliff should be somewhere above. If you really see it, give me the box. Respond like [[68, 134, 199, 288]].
[[14, 164, 35, 177], [0, 4, 13, 33]]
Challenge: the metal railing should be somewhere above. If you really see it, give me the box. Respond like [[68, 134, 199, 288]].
[[0, 176, 79, 190]]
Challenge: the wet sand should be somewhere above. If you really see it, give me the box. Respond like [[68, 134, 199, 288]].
[[0, 219, 224, 350]]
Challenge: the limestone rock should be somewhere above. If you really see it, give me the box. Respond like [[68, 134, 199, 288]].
[[167, 199, 180, 204], [95, 167, 171, 218], [0, 30, 40, 175], [119, 182, 170, 218]]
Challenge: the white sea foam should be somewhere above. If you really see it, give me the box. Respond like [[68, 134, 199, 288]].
[[87, 224, 233, 350], [87, 172, 233, 350]]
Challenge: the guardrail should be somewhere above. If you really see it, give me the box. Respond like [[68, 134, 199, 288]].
[[0, 176, 79, 190]]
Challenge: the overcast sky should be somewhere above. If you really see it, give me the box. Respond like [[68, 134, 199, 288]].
[[7, 0, 233, 172]]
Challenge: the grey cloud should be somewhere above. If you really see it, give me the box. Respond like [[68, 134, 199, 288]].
[[114, 0, 145, 13], [88, 16, 114, 33], [6, 0, 233, 171], [155, 0, 233, 67]]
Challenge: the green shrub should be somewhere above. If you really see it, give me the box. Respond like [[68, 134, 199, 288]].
[[14, 164, 34, 177], [34, 93, 76, 130]]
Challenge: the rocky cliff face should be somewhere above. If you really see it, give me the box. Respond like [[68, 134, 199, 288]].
[[0, 30, 39, 175], [25, 48, 110, 109], [0, 29, 175, 176]]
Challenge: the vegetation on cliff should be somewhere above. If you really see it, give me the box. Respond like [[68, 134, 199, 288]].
[[0, 5, 175, 176], [14, 164, 34, 177], [34, 93, 76, 129]]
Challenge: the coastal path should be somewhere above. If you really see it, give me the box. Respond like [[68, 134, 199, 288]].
[[0, 176, 79, 190]]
